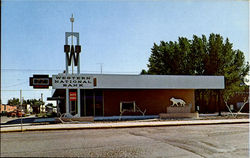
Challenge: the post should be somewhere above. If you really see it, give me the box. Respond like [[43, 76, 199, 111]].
[[97, 63, 103, 74], [41, 93, 43, 113], [41, 93, 43, 102], [66, 89, 69, 114], [71, 14, 74, 74], [101, 64, 102, 74], [20, 90, 23, 132], [56, 100, 60, 117], [77, 88, 81, 117], [77, 56, 80, 74]]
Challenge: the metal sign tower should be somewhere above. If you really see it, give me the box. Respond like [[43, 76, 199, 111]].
[[64, 14, 81, 117]]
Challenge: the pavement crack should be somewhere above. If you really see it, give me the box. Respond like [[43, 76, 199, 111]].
[[162, 140, 206, 158], [128, 131, 206, 157]]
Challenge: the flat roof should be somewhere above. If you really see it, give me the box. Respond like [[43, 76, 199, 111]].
[[94, 74, 224, 89], [52, 74, 224, 89]]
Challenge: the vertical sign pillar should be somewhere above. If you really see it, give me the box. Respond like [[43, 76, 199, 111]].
[[64, 14, 81, 117], [76, 32, 81, 117]]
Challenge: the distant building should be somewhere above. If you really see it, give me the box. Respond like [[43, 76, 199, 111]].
[[0, 104, 17, 113], [21, 104, 33, 113], [40, 105, 46, 113]]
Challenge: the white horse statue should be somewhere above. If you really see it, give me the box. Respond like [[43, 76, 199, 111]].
[[170, 97, 186, 107]]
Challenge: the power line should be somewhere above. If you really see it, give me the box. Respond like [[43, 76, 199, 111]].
[[1, 68, 140, 74], [2, 81, 29, 88], [1, 89, 53, 91], [1, 68, 98, 72], [1, 68, 62, 72]]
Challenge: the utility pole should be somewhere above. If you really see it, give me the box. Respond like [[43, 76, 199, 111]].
[[20, 89, 23, 132], [41, 93, 43, 102], [41, 93, 43, 113]]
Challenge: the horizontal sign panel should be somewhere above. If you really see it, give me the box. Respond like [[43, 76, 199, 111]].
[[30, 74, 52, 89], [52, 74, 94, 89]]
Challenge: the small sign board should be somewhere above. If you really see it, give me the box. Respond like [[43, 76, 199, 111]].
[[69, 92, 77, 101], [30, 75, 52, 89]]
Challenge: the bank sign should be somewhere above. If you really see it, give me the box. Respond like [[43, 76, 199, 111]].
[[52, 74, 96, 89]]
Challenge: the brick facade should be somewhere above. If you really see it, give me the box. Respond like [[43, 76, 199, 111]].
[[103, 89, 195, 116]]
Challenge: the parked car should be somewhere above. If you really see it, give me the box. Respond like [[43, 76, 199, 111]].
[[17, 110, 25, 117], [7, 111, 17, 117]]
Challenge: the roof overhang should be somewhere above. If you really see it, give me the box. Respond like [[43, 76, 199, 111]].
[[52, 74, 225, 90], [95, 74, 224, 89]]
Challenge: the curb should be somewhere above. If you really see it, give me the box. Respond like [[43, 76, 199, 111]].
[[1, 119, 249, 133]]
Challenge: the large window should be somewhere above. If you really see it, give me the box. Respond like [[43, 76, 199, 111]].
[[80, 89, 103, 116], [85, 90, 94, 116]]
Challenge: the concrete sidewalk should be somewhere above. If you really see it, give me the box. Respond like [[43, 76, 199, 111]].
[[1, 118, 249, 133]]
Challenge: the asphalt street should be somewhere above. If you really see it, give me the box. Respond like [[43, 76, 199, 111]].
[[1, 124, 249, 157]]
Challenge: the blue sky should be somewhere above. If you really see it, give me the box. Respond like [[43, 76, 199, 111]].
[[1, 0, 249, 104]]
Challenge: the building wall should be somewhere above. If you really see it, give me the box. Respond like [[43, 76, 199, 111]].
[[0, 104, 17, 113], [103, 89, 195, 116]]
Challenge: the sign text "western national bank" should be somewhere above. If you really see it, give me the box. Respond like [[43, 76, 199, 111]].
[[52, 74, 94, 89]]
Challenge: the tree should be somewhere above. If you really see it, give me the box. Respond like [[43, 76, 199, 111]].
[[143, 33, 249, 113], [27, 99, 45, 113], [7, 98, 20, 106], [141, 69, 147, 74], [27, 99, 44, 106]]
